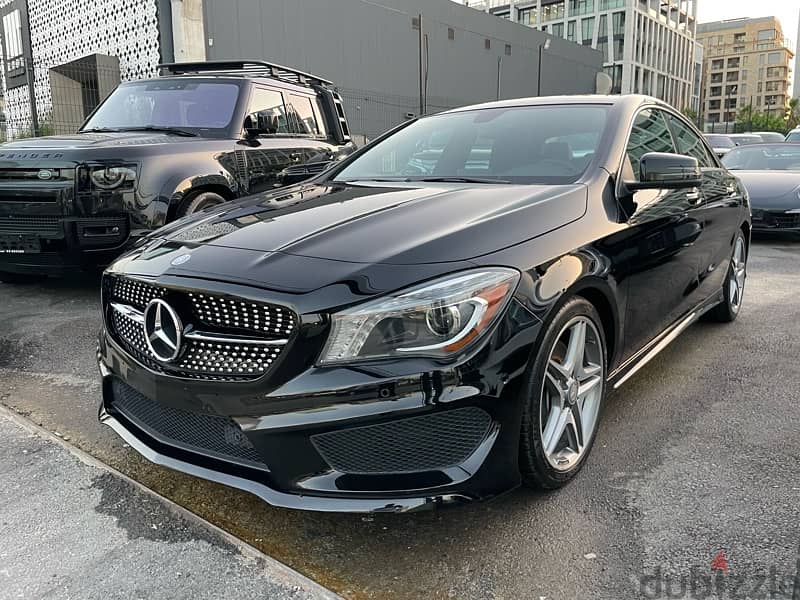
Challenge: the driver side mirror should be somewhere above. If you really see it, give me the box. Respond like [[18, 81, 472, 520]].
[[623, 152, 702, 192]]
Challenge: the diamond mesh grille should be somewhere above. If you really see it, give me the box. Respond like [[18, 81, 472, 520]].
[[105, 275, 296, 381], [110, 379, 265, 468], [311, 407, 493, 474]]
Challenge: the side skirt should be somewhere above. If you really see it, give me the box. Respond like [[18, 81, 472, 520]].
[[608, 290, 724, 390]]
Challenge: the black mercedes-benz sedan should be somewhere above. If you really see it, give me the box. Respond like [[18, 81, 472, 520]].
[[721, 143, 800, 234], [97, 95, 750, 513]]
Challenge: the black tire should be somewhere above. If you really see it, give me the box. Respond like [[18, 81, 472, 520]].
[[519, 297, 607, 490], [707, 230, 747, 323], [178, 190, 227, 218], [0, 272, 44, 284]]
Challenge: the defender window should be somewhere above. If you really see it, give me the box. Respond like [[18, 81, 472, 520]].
[[244, 88, 289, 134], [625, 109, 675, 180], [666, 113, 715, 168], [286, 94, 320, 135]]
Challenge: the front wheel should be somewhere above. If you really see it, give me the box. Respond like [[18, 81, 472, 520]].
[[177, 190, 227, 218], [707, 230, 747, 323], [520, 298, 607, 489]]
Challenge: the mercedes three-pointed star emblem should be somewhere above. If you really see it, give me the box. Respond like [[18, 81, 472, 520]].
[[143, 299, 183, 363]]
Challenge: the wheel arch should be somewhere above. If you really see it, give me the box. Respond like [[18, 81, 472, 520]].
[[166, 182, 236, 223]]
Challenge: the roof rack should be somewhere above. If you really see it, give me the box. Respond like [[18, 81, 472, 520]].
[[158, 60, 333, 87]]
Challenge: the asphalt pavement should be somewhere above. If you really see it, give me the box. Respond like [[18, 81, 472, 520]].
[[0, 238, 798, 599], [0, 406, 340, 600]]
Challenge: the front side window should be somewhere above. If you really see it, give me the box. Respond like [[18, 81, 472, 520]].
[[82, 81, 240, 133], [625, 109, 674, 180], [666, 114, 714, 167], [244, 88, 289, 134], [333, 105, 610, 185]]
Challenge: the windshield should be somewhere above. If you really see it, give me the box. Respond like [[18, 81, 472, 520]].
[[82, 80, 240, 134], [786, 131, 800, 142], [729, 135, 761, 146], [704, 135, 735, 149], [722, 144, 800, 170], [333, 104, 609, 185]]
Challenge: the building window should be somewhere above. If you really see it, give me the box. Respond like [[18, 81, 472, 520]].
[[758, 54, 766, 65], [567, 20, 577, 42], [733, 32, 746, 42], [614, 38, 624, 61], [710, 73, 723, 83], [569, 0, 594, 16], [725, 84, 739, 96], [765, 81, 783, 92], [600, 0, 624, 9], [542, 1, 565, 22], [726, 72, 738, 82], [740, 69, 748, 81], [448, 27, 455, 40], [2, 8, 24, 73], [727, 57, 739, 69], [597, 14, 608, 61], [758, 29, 776, 41], [485, 38, 491, 50], [710, 86, 722, 97], [519, 8, 538, 25], [581, 17, 594, 45], [505, 43, 512, 56], [711, 59, 724, 70], [612, 11, 625, 36], [551, 22, 565, 37], [767, 52, 781, 65], [766, 66, 785, 79]]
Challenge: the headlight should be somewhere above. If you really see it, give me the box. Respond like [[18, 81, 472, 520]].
[[318, 268, 520, 365], [89, 165, 136, 190]]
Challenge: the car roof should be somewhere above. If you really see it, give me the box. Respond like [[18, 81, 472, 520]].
[[440, 94, 670, 115], [118, 74, 317, 96]]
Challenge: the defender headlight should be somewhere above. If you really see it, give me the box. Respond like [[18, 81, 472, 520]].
[[89, 165, 136, 190], [318, 268, 520, 365]]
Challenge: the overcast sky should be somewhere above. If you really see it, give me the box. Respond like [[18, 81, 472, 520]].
[[697, 0, 799, 43]]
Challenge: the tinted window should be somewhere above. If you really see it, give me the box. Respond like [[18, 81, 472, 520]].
[[286, 94, 320, 135], [722, 144, 800, 171], [245, 88, 288, 134], [667, 114, 714, 167], [626, 109, 674, 180], [704, 134, 735, 149], [83, 81, 240, 132], [334, 105, 609, 185]]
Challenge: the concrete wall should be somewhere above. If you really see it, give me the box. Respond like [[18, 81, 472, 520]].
[[201, 0, 602, 138]]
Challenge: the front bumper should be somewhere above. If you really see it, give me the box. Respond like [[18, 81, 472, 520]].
[[0, 215, 131, 274], [97, 297, 540, 512], [751, 209, 800, 233]]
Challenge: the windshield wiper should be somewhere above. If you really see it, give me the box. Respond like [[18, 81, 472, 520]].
[[116, 126, 198, 137], [413, 176, 510, 184], [79, 127, 122, 133]]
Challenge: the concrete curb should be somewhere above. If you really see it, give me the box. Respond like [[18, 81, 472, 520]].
[[0, 403, 343, 600]]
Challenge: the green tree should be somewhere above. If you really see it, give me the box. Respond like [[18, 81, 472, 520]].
[[734, 104, 788, 134], [682, 106, 699, 125], [787, 98, 800, 131]]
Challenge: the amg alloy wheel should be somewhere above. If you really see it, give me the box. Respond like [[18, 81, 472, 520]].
[[708, 231, 747, 323], [520, 298, 607, 489]]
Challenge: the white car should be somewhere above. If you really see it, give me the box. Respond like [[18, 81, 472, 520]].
[[786, 128, 800, 143]]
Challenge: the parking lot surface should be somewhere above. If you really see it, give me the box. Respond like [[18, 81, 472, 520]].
[[1, 239, 798, 599]]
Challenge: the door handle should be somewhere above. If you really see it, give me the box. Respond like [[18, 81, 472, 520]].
[[686, 190, 702, 205]]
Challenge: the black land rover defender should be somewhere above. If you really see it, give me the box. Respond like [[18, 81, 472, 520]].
[[0, 60, 355, 279]]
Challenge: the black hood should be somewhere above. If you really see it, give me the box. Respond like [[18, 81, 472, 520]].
[[149, 181, 587, 266], [734, 171, 800, 209], [0, 132, 203, 150]]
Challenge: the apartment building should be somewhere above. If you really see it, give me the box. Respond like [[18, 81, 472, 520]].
[[697, 16, 794, 128], [465, 0, 699, 109]]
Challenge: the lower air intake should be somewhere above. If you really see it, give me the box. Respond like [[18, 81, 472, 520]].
[[109, 379, 266, 469], [311, 407, 492, 474]]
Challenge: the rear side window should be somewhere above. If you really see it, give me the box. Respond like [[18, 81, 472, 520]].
[[626, 109, 674, 180], [666, 114, 714, 168], [286, 94, 320, 135]]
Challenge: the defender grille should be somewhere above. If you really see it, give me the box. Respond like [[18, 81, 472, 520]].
[[105, 275, 296, 381], [311, 407, 493, 474], [110, 378, 266, 469], [0, 215, 63, 236]]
